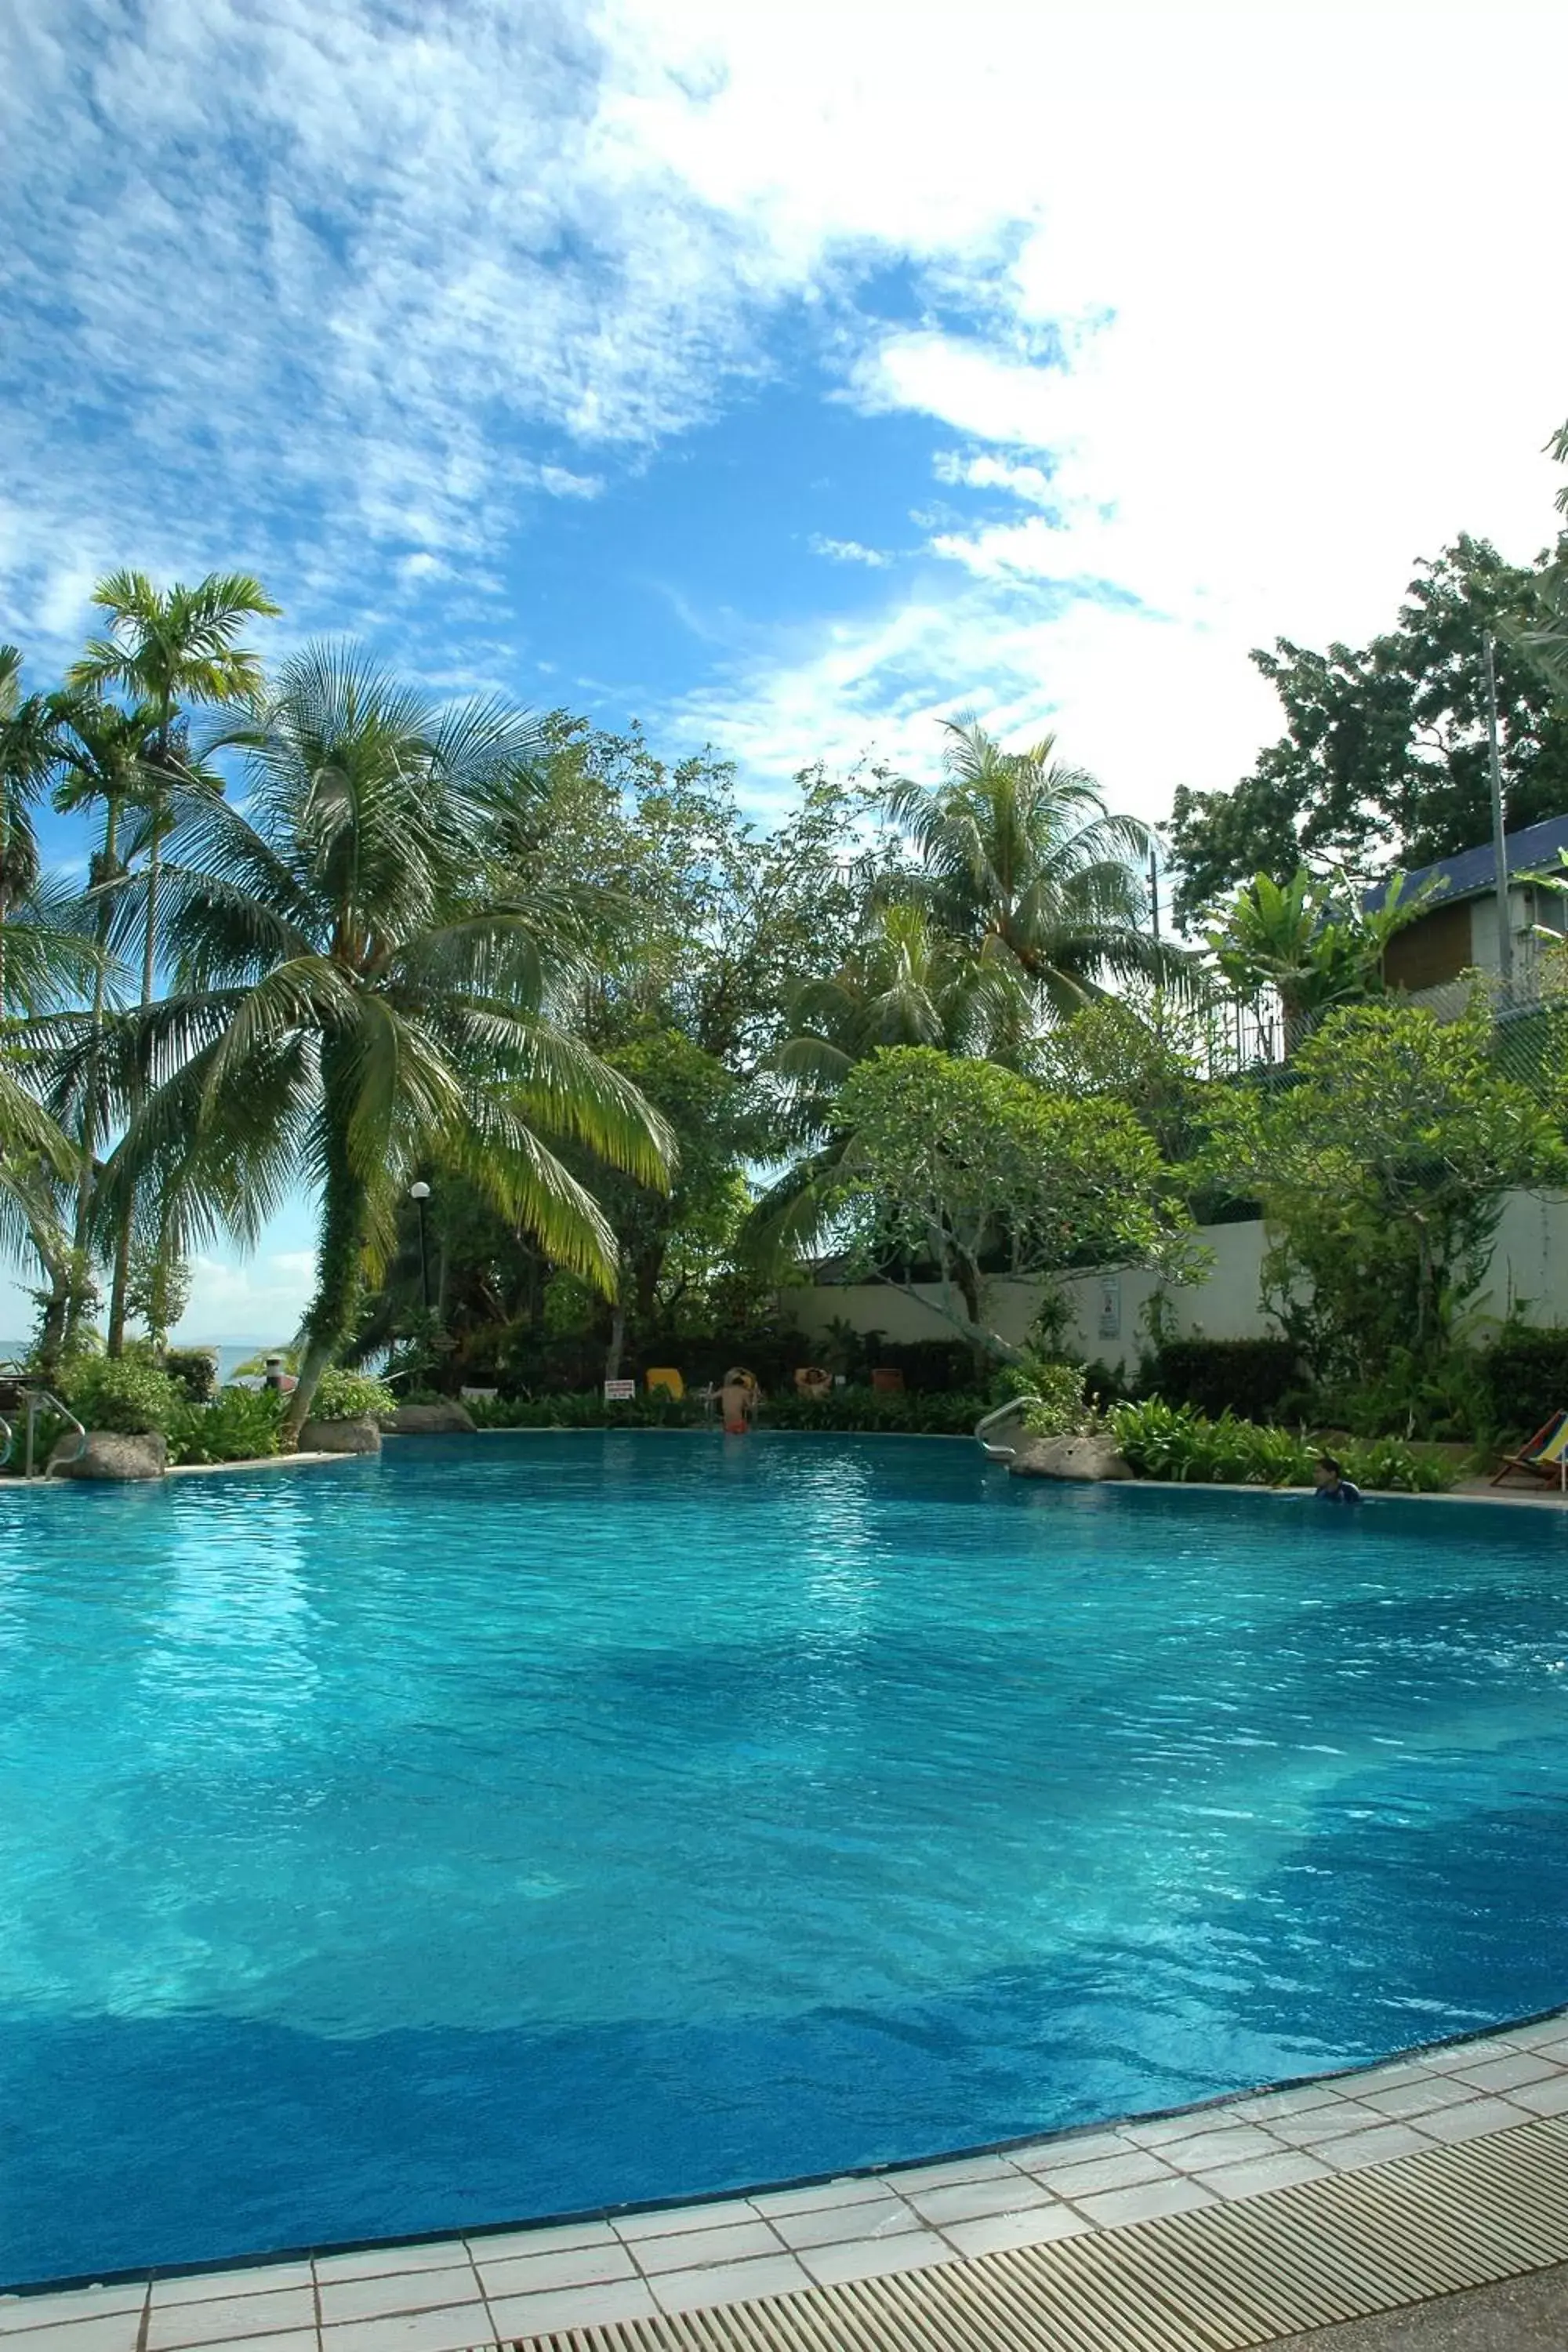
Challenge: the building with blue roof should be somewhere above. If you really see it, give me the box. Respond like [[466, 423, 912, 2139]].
[[1365, 811, 1568, 997]]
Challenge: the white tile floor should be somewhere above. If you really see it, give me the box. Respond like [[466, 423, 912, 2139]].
[[6, 2009, 1568, 2352]]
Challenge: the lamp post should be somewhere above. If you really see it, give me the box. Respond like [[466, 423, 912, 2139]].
[[1483, 632, 1514, 992], [408, 1181, 431, 1316]]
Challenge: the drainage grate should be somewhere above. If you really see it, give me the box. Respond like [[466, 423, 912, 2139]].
[[511, 2113, 1568, 2352]]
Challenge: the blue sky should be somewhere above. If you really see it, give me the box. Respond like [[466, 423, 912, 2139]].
[[3, 0, 1568, 1341]]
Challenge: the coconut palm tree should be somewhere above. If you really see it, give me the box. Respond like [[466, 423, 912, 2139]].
[[742, 905, 1004, 1266], [66, 570, 278, 1345], [46, 695, 164, 1262], [67, 570, 280, 995], [880, 718, 1185, 1048], [0, 646, 57, 1004], [102, 644, 673, 1440], [773, 904, 1001, 1127]]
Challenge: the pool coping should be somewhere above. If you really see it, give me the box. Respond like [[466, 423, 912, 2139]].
[[9, 2001, 1568, 2335]]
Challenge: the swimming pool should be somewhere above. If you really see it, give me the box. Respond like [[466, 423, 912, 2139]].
[[3, 1432, 1568, 2286]]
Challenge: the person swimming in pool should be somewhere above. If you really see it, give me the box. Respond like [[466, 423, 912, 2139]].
[[1313, 1454, 1362, 1505]]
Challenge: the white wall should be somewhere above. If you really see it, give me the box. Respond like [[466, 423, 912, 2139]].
[[789, 1191, 1568, 1367]]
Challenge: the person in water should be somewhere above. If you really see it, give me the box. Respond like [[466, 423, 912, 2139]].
[[1313, 1454, 1362, 1505], [718, 1367, 757, 1436]]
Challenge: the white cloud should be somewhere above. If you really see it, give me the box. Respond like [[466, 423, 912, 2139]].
[[169, 1250, 319, 1350], [808, 535, 891, 568], [933, 452, 1056, 508], [5, 0, 1568, 817], [633, 2, 1568, 818]]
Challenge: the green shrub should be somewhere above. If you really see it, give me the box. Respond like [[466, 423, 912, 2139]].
[[1146, 1338, 1300, 1420], [1019, 1362, 1091, 1439], [1108, 1399, 1458, 1492], [167, 1387, 285, 1465], [463, 1387, 989, 1436], [1478, 1327, 1568, 1441], [163, 1348, 220, 1403], [309, 1367, 397, 1422], [1336, 1436, 1456, 1494], [62, 1355, 182, 1435], [465, 1391, 704, 1429], [764, 1388, 987, 1435]]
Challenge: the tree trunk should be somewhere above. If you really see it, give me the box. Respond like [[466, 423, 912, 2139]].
[[604, 1298, 626, 1384], [877, 1269, 1021, 1367], [107, 809, 158, 1356], [283, 1130, 368, 1444], [73, 810, 119, 1269], [953, 1250, 993, 1381], [32, 1225, 78, 1381], [105, 1218, 132, 1356]]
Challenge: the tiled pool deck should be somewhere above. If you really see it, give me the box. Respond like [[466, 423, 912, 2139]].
[[9, 2009, 1568, 2351]]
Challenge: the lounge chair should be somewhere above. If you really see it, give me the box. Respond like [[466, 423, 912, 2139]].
[[645, 1367, 684, 1399], [1492, 1410, 1568, 1489]]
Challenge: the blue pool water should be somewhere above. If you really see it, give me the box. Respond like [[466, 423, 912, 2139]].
[[4, 1434, 1568, 2285]]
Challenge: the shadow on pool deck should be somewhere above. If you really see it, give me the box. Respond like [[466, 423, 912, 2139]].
[[1278, 2264, 1568, 2350]]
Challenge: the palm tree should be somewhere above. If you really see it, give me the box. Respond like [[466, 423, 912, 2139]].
[[47, 696, 159, 1264], [0, 646, 57, 1004], [745, 905, 1005, 1265], [66, 569, 278, 1346], [67, 570, 280, 996], [105, 644, 673, 1440], [880, 718, 1185, 1049]]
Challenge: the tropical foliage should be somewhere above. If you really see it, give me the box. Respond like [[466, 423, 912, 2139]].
[[9, 516, 1568, 1475], [1196, 996, 1568, 1389], [828, 1046, 1197, 1362], [1167, 533, 1568, 924]]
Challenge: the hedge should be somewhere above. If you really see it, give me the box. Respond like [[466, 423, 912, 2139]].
[[1479, 1328, 1568, 1439], [1145, 1338, 1300, 1420]]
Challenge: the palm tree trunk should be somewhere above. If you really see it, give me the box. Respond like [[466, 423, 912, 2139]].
[[74, 808, 118, 1261], [604, 1298, 626, 1384], [107, 806, 161, 1353], [283, 1131, 367, 1444]]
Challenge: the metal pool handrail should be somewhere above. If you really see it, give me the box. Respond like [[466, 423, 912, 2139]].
[[0, 1370, 88, 1478], [975, 1394, 1038, 1463]]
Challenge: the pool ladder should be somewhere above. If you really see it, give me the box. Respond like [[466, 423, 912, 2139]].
[[0, 1385, 88, 1479], [975, 1394, 1039, 1464]]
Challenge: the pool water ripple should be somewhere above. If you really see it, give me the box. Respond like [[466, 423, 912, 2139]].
[[2, 1433, 1568, 2283]]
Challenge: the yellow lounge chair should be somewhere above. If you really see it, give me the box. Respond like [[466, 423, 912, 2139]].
[[1492, 1410, 1568, 1489], [645, 1367, 684, 1400]]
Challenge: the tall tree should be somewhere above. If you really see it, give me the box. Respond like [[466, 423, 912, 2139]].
[[827, 1046, 1195, 1363], [880, 719, 1181, 1049], [1167, 536, 1568, 925], [0, 646, 55, 1004], [49, 697, 159, 1269], [1197, 996, 1568, 1385], [499, 720, 880, 1065], [66, 569, 279, 1347], [103, 645, 672, 1440]]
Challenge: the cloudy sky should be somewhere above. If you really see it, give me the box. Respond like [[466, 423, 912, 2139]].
[[3, 0, 1567, 1341]]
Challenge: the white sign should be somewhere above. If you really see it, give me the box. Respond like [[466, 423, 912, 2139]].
[[603, 1378, 637, 1401], [1098, 1274, 1122, 1340]]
